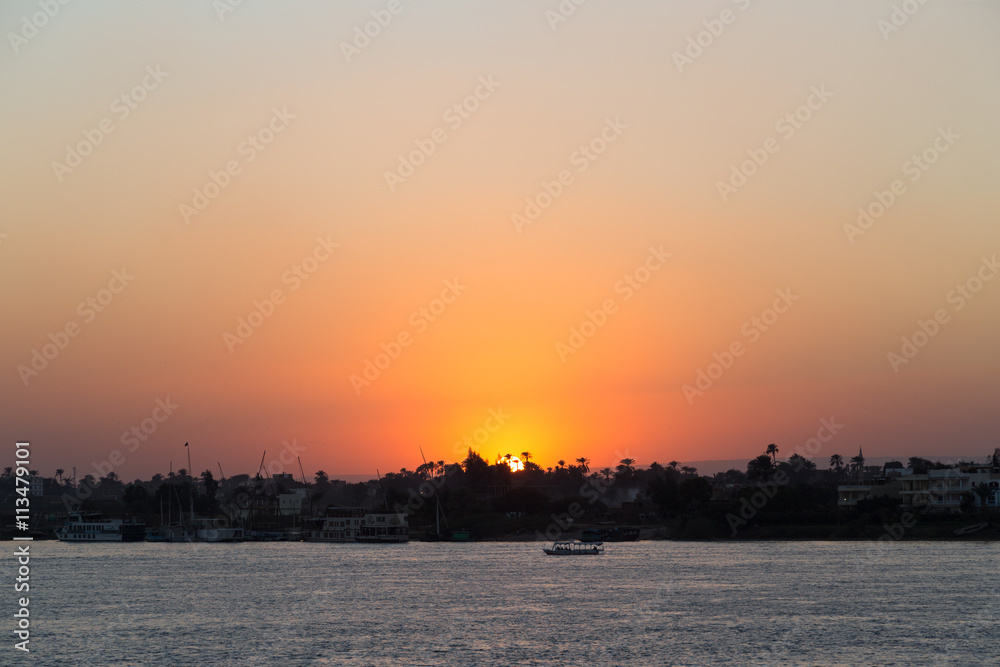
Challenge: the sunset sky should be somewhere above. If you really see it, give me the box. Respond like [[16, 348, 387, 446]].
[[3, 0, 999, 482]]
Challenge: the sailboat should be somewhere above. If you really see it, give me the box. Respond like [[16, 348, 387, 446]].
[[418, 450, 471, 542]]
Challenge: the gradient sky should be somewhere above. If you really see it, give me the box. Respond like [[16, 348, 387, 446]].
[[3, 0, 999, 482]]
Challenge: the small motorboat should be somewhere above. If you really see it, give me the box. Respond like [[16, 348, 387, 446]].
[[543, 540, 604, 555]]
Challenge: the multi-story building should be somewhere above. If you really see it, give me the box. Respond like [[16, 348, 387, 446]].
[[837, 478, 902, 508], [898, 467, 1000, 512]]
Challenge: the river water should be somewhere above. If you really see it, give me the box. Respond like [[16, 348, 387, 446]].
[[5, 540, 998, 665]]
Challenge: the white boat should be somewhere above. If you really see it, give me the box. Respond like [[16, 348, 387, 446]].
[[193, 517, 244, 542], [543, 540, 604, 556], [356, 511, 409, 543], [302, 507, 365, 542], [302, 507, 409, 543], [56, 512, 145, 542]]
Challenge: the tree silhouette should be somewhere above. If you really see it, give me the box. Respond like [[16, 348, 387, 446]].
[[829, 454, 843, 472], [576, 457, 590, 474], [618, 458, 636, 474], [849, 454, 865, 478], [201, 470, 219, 501], [766, 444, 779, 464], [599, 467, 613, 482], [667, 461, 679, 472], [747, 455, 775, 482], [55, 468, 65, 484], [520, 452, 532, 466]]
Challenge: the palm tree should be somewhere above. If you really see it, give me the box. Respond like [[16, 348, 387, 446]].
[[575, 457, 590, 474], [557, 460, 566, 470], [849, 454, 865, 478], [829, 454, 844, 472], [766, 443, 779, 464], [667, 461, 679, 472], [747, 455, 775, 482], [520, 452, 532, 466], [619, 458, 635, 474], [599, 467, 613, 482], [55, 468, 65, 484], [680, 465, 697, 476]]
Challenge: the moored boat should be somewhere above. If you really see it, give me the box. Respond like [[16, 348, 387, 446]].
[[302, 507, 409, 543], [56, 513, 145, 542], [543, 540, 604, 556]]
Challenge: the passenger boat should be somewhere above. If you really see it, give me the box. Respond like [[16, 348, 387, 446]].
[[356, 511, 409, 543], [543, 540, 604, 555], [56, 513, 145, 542], [302, 507, 409, 543]]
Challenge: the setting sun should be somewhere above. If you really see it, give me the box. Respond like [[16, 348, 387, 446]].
[[497, 455, 525, 473]]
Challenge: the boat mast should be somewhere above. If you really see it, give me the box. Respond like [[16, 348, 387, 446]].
[[297, 456, 309, 522], [375, 469, 389, 511], [185, 443, 194, 523], [420, 447, 443, 534]]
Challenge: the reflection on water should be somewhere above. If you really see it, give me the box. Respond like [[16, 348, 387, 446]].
[[12, 540, 999, 665]]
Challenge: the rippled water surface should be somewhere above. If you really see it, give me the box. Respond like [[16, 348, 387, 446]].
[[7, 540, 999, 665]]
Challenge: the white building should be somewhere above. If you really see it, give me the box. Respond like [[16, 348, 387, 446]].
[[898, 468, 1000, 512]]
